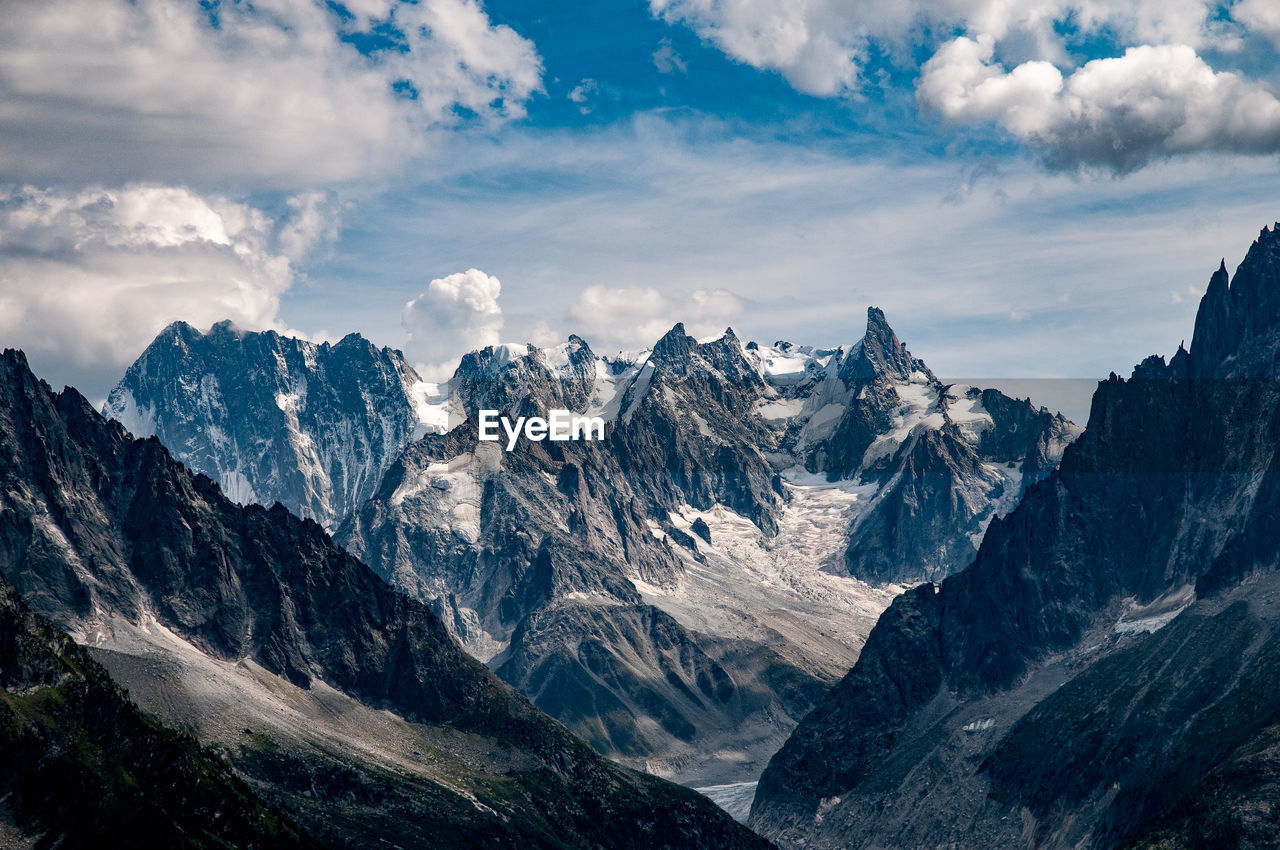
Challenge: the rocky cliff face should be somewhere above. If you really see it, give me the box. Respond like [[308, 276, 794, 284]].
[[0, 348, 768, 849], [106, 306, 1078, 791], [610, 325, 785, 536], [337, 311, 1077, 786], [751, 224, 1280, 849], [103, 321, 426, 530], [338, 375, 829, 784], [750, 308, 1079, 583]]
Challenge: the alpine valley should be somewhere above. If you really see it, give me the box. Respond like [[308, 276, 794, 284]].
[[103, 305, 1079, 804], [10, 224, 1280, 848]]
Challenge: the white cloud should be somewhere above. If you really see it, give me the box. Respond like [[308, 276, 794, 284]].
[[568, 79, 599, 103], [0, 0, 542, 187], [649, 0, 1280, 168], [649, 0, 1231, 96], [653, 39, 689, 75], [350, 116, 1280, 391], [0, 185, 309, 396], [919, 37, 1280, 171], [278, 193, 343, 263], [567, 78, 600, 114], [402, 268, 504, 378], [1235, 0, 1280, 49], [522, 320, 563, 348], [649, 0, 865, 95], [567, 285, 744, 352]]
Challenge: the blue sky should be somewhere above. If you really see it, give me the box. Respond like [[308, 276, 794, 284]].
[[2, 0, 1280, 420]]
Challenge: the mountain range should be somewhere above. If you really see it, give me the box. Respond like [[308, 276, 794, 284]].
[[104, 307, 1078, 792], [13, 224, 1277, 848], [750, 224, 1280, 848], [0, 347, 764, 848]]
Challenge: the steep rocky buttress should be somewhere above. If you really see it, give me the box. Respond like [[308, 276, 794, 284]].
[[752, 224, 1280, 849]]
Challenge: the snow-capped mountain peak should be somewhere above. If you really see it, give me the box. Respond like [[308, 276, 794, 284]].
[[104, 320, 424, 530]]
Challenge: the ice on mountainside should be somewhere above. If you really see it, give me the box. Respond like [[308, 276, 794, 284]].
[[104, 320, 426, 531], [107, 308, 1080, 797], [339, 309, 1080, 793]]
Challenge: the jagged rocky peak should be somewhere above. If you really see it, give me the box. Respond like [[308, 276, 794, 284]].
[[103, 320, 424, 531], [740, 307, 931, 397], [650, 321, 697, 368], [841, 306, 937, 384], [448, 333, 599, 416], [608, 322, 783, 534], [1190, 222, 1280, 378], [751, 224, 1280, 850], [0, 347, 768, 849], [639, 323, 763, 397], [742, 307, 1080, 583]]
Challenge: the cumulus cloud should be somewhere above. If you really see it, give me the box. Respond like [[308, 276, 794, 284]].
[[402, 269, 505, 378], [1235, 0, 1280, 49], [0, 185, 315, 397], [919, 37, 1280, 171], [567, 285, 745, 351], [0, 0, 542, 186], [650, 0, 1226, 94], [651, 0, 1280, 168], [649, 0, 864, 95], [651, 0, 1185, 95]]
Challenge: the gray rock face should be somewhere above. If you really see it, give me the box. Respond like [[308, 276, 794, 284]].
[[338, 397, 822, 778], [103, 320, 424, 530], [339, 333, 847, 782], [751, 223, 1280, 850], [337, 312, 1078, 784], [748, 308, 1081, 583], [0, 347, 770, 849], [611, 325, 785, 535], [105, 307, 1079, 789]]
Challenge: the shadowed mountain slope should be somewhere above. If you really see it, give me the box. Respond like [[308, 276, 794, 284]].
[[752, 224, 1280, 849], [0, 347, 769, 849]]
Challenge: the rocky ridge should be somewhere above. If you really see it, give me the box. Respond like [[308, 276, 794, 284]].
[[0, 567, 313, 848], [103, 320, 428, 531], [751, 224, 1280, 849], [0, 347, 768, 849], [337, 310, 1078, 784]]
